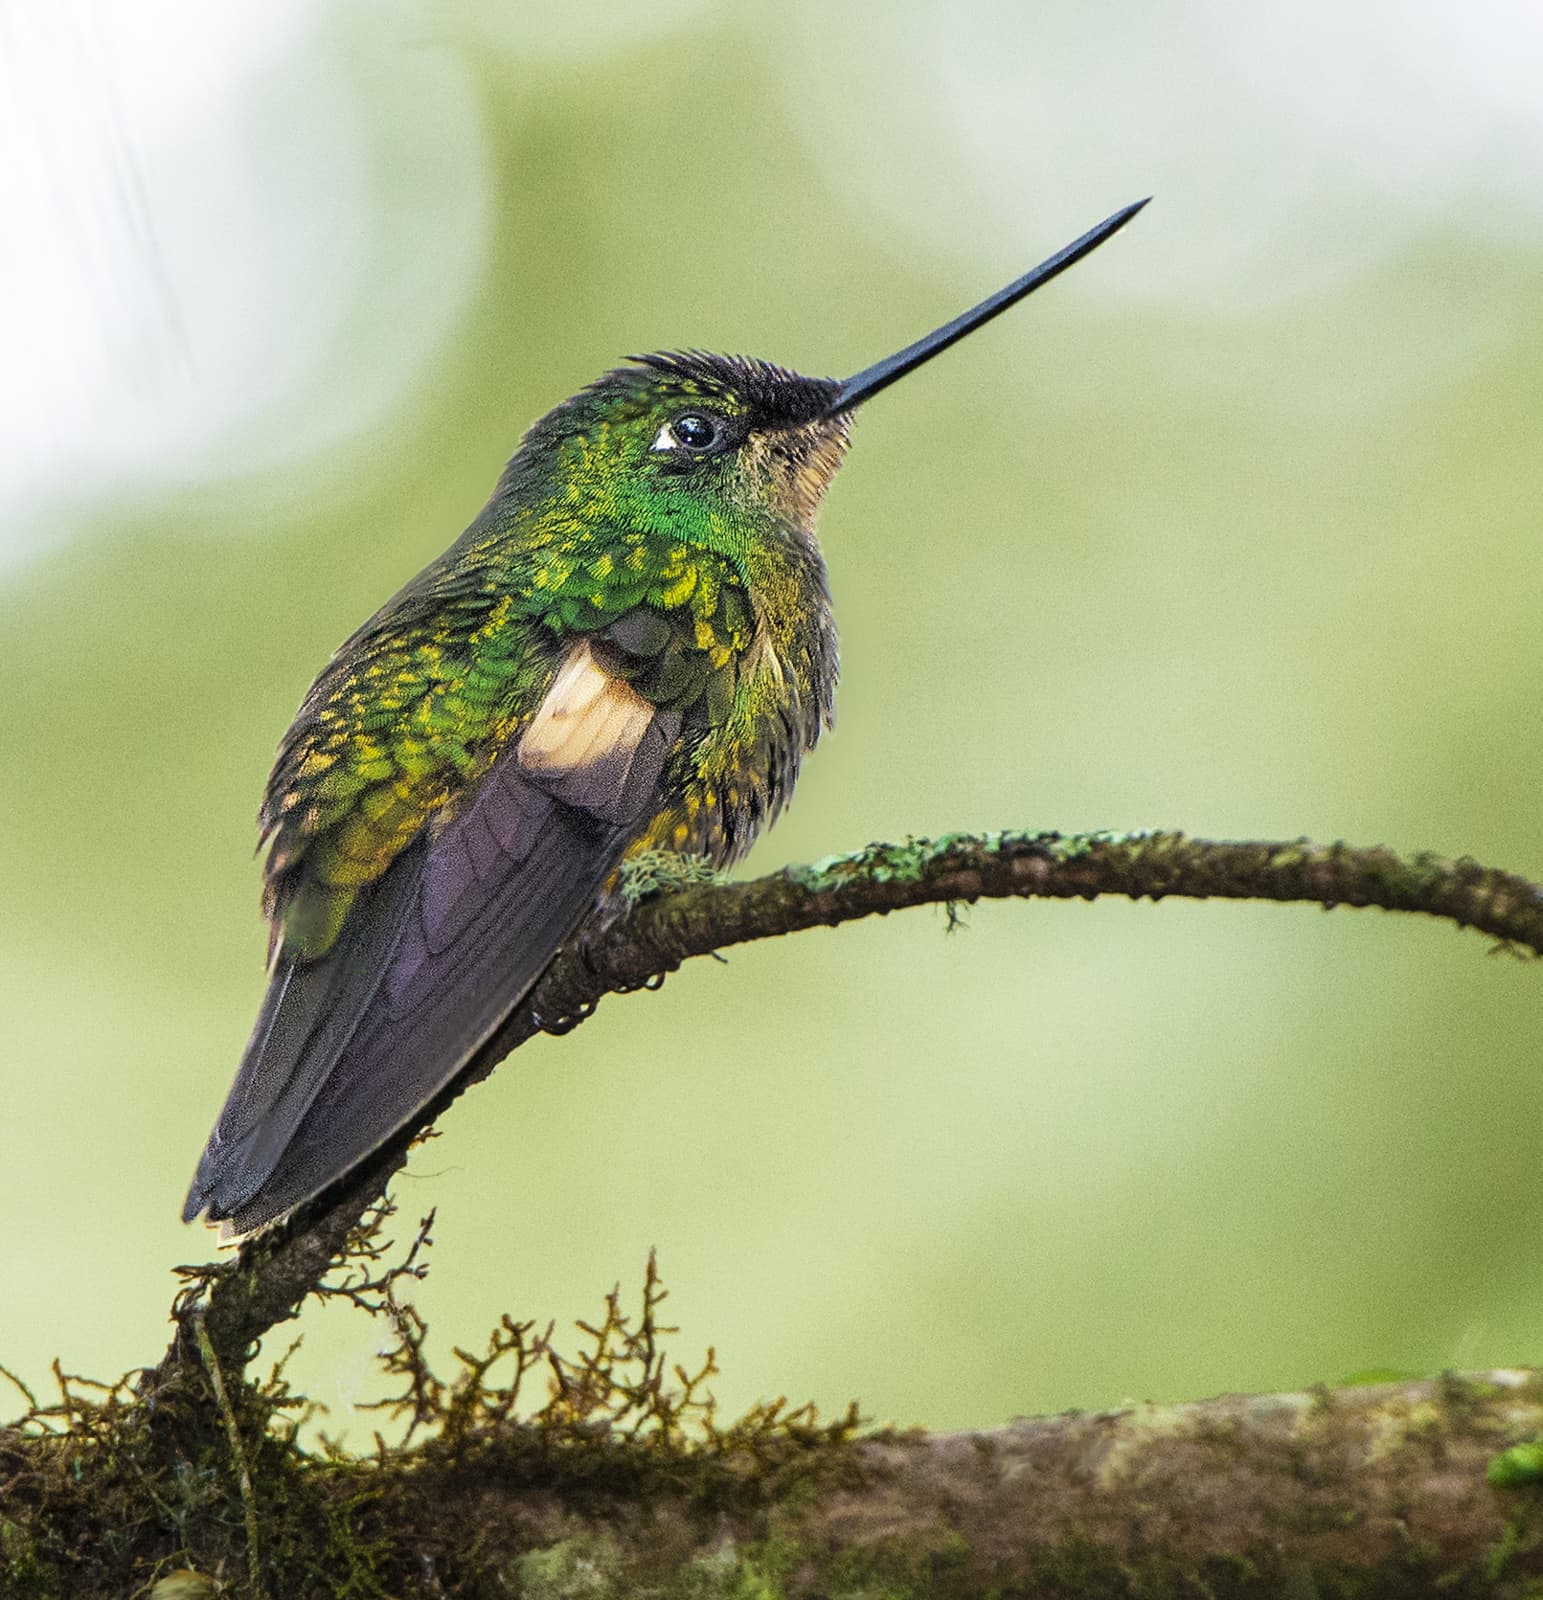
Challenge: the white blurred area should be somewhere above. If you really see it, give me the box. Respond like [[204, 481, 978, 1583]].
[[775, 0, 1543, 430], [0, 0, 489, 575], [5, 0, 1540, 575], [782, 0, 1543, 308]]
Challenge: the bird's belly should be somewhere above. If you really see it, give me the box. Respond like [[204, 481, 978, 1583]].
[[627, 708, 806, 870]]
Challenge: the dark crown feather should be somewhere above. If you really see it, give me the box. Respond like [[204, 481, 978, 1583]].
[[631, 350, 840, 427]]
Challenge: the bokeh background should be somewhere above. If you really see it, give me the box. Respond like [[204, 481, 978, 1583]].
[[5, 0, 1543, 1437]]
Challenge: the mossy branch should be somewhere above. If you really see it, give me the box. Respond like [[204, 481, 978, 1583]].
[[168, 828, 1543, 1381], [19, 1345, 1543, 1595], [374, 1368, 1543, 1596]]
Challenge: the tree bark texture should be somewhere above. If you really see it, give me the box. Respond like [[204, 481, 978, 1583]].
[[8, 1369, 1543, 1596]]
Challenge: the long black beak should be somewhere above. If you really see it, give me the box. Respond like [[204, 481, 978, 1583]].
[[822, 198, 1150, 418]]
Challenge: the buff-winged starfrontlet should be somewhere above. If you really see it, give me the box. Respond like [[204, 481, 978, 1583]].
[[184, 199, 1149, 1235]]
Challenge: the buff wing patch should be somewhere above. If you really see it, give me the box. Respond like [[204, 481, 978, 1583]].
[[185, 639, 679, 1234], [516, 640, 674, 824]]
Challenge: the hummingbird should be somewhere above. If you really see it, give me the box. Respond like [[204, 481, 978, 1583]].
[[184, 199, 1148, 1235]]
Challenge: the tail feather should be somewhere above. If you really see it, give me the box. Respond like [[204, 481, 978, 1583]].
[[184, 740, 659, 1234], [181, 836, 427, 1223]]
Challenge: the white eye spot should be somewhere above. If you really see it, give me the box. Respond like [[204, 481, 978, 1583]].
[[650, 423, 677, 453]]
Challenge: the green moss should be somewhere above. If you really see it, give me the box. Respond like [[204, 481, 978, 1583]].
[[824, 1526, 971, 1599], [1, 1518, 61, 1599], [932, 829, 1005, 855], [677, 1538, 796, 1600], [515, 1535, 626, 1598], [790, 840, 925, 891], [0, 1221, 863, 1598], [12, 1208, 1539, 1597], [508, 1532, 809, 1600], [1490, 1440, 1543, 1489]]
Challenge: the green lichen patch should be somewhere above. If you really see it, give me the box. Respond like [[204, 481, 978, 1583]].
[[619, 850, 724, 907], [1489, 1440, 1543, 1490], [510, 1532, 800, 1600], [789, 838, 934, 893], [1047, 829, 1149, 863]]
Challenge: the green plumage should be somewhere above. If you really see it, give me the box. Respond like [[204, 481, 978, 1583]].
[[261, 355, 843, 957], [187, 353, 847, 1232], [184, 202, 1146, 1234]]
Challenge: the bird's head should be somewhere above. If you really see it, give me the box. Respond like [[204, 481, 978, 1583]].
[[494, 199, 1150, 560], [505, 352, 850, 555]]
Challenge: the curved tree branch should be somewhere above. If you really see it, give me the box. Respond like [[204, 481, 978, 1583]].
[[32, 1341, 1543, 1593], [523, 829, 1543, 1023], [166, 829, 1543, 1379]]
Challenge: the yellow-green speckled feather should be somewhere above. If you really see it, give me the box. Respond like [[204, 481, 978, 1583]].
[[188, 351, 845, 1233]]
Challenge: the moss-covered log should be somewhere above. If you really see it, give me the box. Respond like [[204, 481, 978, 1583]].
[[8, 1367, 1543, 1596]]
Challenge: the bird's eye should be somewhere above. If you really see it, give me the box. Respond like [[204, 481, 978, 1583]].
[[649, 411, 729, 457], [671, 413, 718, 450]]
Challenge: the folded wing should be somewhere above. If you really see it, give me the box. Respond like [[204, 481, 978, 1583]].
[[184, 641, 679, 1235]]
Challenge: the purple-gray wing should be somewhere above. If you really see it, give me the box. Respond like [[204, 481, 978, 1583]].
[[184, 644, 681, 1235]]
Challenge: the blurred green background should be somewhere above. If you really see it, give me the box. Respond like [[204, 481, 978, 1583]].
[[4, 0, 1543, 1437]]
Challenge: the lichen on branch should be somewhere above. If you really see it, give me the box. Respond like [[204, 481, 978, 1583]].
[[172, 828, 1543, 1385], [527, 829, 1543, 1033]]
